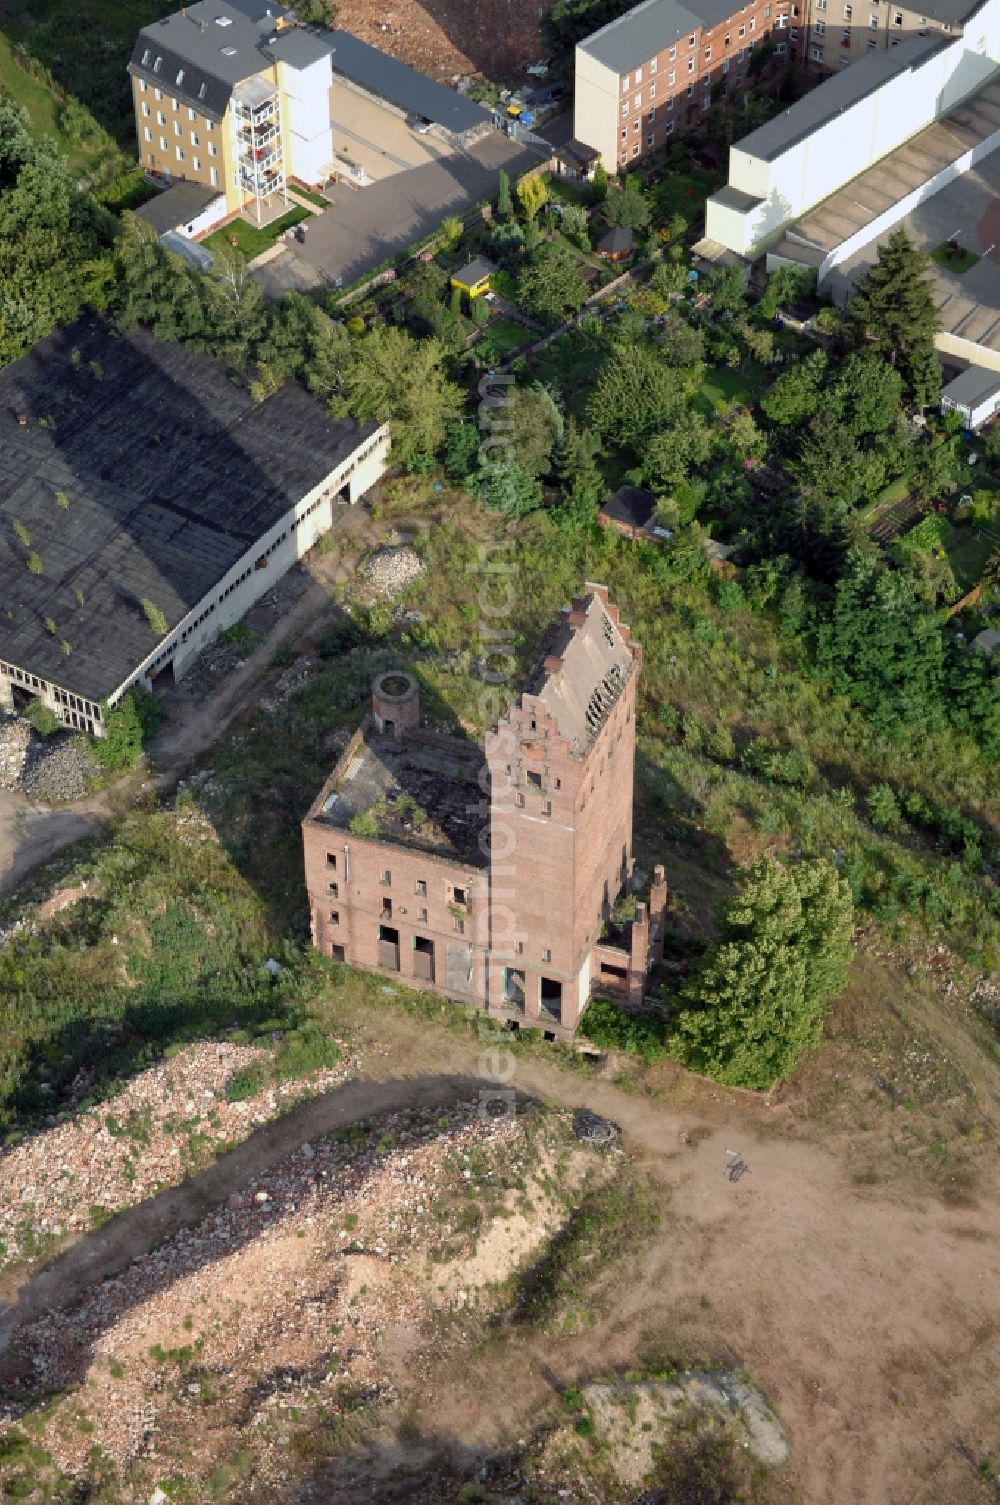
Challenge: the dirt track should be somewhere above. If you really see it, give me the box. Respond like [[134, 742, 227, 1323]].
[[2, 1011, 996, 1505]]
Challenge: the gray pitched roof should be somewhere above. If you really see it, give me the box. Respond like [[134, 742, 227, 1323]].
[[453, 256, 497, 284], [128, 0, 293, 121], [528, 591, 636, 756], [578, 0, 737, 73], [134, 181, 224, 235], [600, 484, 655, 527], [0, 319, 378, 704], [597, 225, 635, 253]]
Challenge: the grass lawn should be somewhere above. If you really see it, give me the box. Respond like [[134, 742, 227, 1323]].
[[203, 206, 310, 260], [487, 317, 535, 355], [697, 360, 769, 413], [288, 182, 329, 209], [931, 240, 981, 274], [650, 170, 721, 228], [0, 32, 105, 178], [942, 523, 999, 589]]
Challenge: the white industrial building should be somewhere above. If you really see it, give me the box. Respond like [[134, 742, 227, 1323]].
[[0, 319, 388, 737]]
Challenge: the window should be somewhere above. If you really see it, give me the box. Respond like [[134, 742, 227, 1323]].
[[329, 882, 339, 898], [737, 46, 746, 58], [650, 56, 657, 71], [704, 44, 712, 57], [188, 106, 197, 120], [417, 907, 428, 922], [893, 7, 903, 18], [172, 96, 179, 111], [153, 56, 162, 74], [725, 30, 731, 43], [722, 56, 731, 70], [176, 146, 184, 161], [380, 868, 391, 885], [542, 947, 552, 963], [667, 94, 675, 108], [647, 132, 654, 146], [142, 48, 151, 65], [329, 910, 339, 925], [739, 22, 746, 34], [154, 87, 162, 100], [702, 92, 711, 108], [815, 0, 826, 7], [842, 27, 851, 42], [381, 897, 392, 918], [844, 2, 852, 14], [633, 118, 641, 132], [687, 80, 695, 95], [454, 915, 465, 934], [687, 56, 695, 70], [450, 885, 467, 908], [647, 108, 654, 120], [327, 853, 337, 868], [208, 141, 218, 156], [198, 82, 207, 100], [157, 111, 166, 124], [191, 132, 200, 145], [144, 126, 152, 142], [749, 16, 756, 29], [503, 968, 525, 1008], [622, 100, 629, 115], [160, 135, 168, 151], [688, 31, 696, 44], [415, 878, 427, 897], [634, 92, 641, 108], [635, 64, 642, 80], [669, 44, 677, 58], [665, 119, 675, 133], [515, 940, 524, 955], [175, 69, 185, 85], [542, 799, 552, 816], [621, 126, 627, 140], [870, 11, 879, 22], [526, 769, 543, 789], [776, 38, 788, 49], [174, 120, 182, 136], [649, 82, 656, 97], [210, 166, 218, 185], [810, 42, 825, 55], [790, 24, 799, 35], [142, 103, 150, 117], [815, 20, 826, 32], [668, 67, 676, 82]]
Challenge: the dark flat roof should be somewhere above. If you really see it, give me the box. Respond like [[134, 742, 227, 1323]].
[[264, 27, 333, 69], [0, 320, 378, 704], [134, 181, 224, 235], [320, 27, 490, 133], [734, 33, 949, 163]]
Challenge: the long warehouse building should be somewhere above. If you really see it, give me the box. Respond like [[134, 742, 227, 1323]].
[[0, 319, 388, 737]]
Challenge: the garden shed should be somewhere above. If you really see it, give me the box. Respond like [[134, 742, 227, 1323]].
[[940, 366, 1000, 430]]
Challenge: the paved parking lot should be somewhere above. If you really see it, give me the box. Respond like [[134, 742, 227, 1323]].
[[254, 130, 547, 295]]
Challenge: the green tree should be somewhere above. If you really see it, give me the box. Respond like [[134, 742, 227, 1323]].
[[846, 229, 941, 405], [668, 857, 855, 1088], [479, 458, 543, 516], [758, 262, 817, 320], [560, 204, 591, 250], [657, 316, 705, 368], [515, 243, 588, 326], [516, 173, 549, 222], [814, 548, 947, 734], [497, 169, 512, 217], [332, 327, 463, 469], [440, 214, 463, 247], [587, 344, 685, 450], [642, 413, 713, 492], [505, 384, 564, 477], [759, 349, 828, 430], [444, 420, 481, 482], [793, 417, 887, 510], [603, 189, 651, 230], [555, 417, 604, 521], [827, 351, 905, 438]]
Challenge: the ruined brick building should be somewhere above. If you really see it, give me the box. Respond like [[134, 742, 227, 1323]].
[[302, 584, 667, 1037]]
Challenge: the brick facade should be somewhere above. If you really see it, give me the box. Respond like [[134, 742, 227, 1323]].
[[302, 586, 667, 1038]]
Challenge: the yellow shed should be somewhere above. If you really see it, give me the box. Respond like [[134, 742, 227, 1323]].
[[450, 256, 497, 300]]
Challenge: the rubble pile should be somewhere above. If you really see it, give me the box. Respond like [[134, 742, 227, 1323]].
[[0, 715, 31, 790], [3, 1103, 527, 1483], [0, 1041, 352, 1265], [362, 546, 426, 600], [20, 737, 98, 802]]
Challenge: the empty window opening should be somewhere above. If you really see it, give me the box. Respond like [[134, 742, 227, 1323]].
[[540, 976, 563, 1023], [331, 943, 346, 962], [329, 910, 340, 924], [526, 769, 543, 789], [377, 924, 400, 971], [503, 968, 526, 1009], [412, 934, 435, 981], [600, 961, 628, 981], [326, 853, 337, 868]]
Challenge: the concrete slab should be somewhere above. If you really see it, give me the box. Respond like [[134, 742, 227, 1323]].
[[328, 83, 454, 182]]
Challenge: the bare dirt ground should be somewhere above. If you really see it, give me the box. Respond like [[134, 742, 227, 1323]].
[[0, 790, 106, 898], [1, 993, 996, 1505], [332, 0, 546, 83]]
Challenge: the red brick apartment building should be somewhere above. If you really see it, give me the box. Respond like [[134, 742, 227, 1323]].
[[574, 0, 801, 171], [302, 585, 668, 1039]]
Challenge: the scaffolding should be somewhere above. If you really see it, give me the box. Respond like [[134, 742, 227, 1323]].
[[232, 76, 287, 227]]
